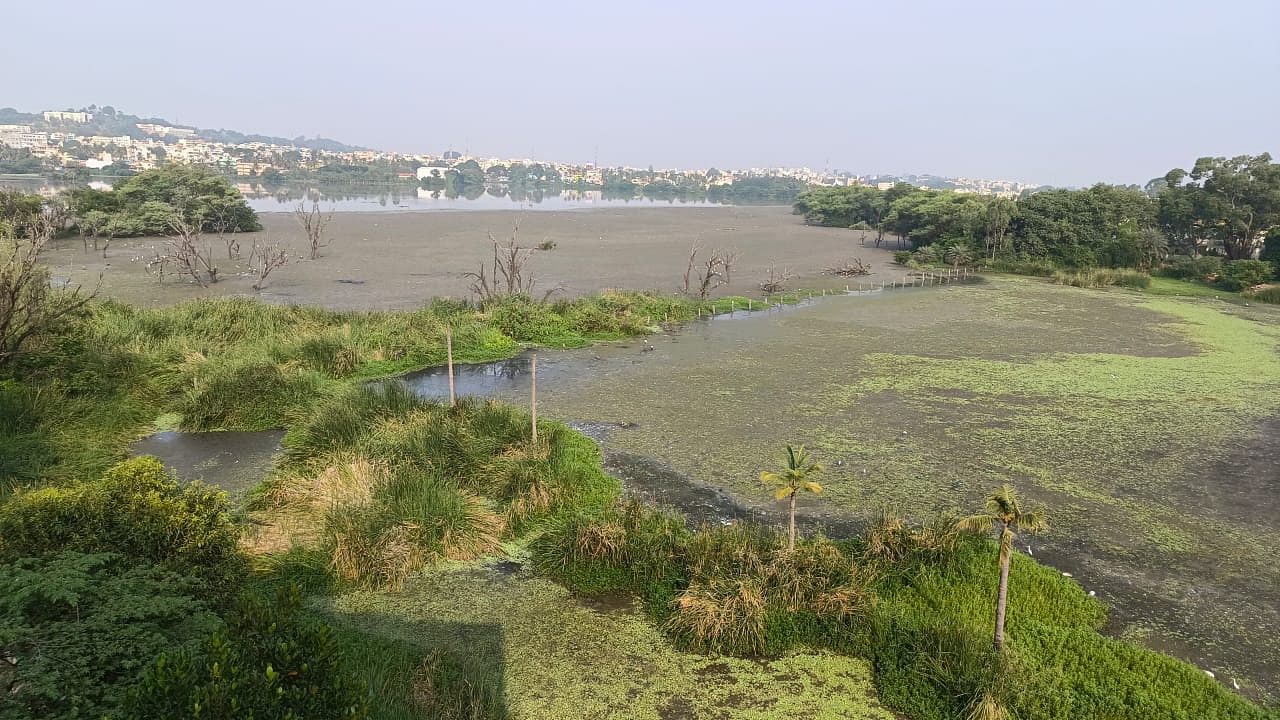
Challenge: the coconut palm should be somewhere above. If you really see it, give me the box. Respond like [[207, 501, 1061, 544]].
[[760, 444, 823, 552], [957, 484, 1048, 651]]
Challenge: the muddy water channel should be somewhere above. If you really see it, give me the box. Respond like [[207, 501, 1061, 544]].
[[134, 279, 1280, 699]]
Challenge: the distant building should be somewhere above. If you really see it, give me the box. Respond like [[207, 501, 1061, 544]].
[[136, 123, 196, 138], [43, 110, 93, 123]]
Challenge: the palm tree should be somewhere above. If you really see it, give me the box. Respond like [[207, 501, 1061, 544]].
[[957, 484, 1048, 651], [760, 444, 824, 552]]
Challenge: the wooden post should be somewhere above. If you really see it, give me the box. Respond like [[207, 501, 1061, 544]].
[[530, 353, 538, 445], [445, 325, 456, 407]]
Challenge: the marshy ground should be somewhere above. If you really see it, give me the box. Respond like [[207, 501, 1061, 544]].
[[102, 207, 1280, 711], [43, 206, 907, 308]]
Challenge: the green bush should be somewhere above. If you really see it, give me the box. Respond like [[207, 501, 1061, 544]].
[[1052, 268, 1151, 289], [984, 258, 1058, 277], [0, 456, 245, 591], [1159, 254, 1224, 282], [0, 551, 222, 720], [1216, 259, 1273, 291], [124, 587, 368, 720], [893, 250, 913, 265]]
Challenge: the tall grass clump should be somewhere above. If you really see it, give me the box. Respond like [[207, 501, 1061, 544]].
[[1245, 285, 1280, 304], [1052, 268, 1151, 289], [176, 357, 324, 431], [256, 384, 618, 589]]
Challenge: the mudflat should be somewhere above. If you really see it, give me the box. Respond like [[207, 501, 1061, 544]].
[[43, 206, 908, 309]]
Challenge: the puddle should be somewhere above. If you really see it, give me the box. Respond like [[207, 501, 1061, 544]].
[[131, 429, 284, 496]]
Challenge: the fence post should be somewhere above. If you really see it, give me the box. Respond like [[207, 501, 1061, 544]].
[[446, 325, 456, 407], [530, 353, 538, 445]]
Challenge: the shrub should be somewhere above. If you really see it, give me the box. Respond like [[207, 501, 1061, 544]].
[[0, 457, 245, 591], [1244, 285, 1280, 304], [0, 551, 222, 720], [893, 250, 913, 265], [1051, 268, 1150, 289], [1216, 259, 1273, 291], [1159, 255, 1223, 282], [983, 258, 1057, 277], [124, 587, 368, 720]]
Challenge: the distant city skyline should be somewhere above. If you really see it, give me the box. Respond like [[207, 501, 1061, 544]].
[[4, 0, 1277, 187]]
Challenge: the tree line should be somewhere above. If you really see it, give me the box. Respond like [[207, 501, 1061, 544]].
[[794, 153, 1280, 270]]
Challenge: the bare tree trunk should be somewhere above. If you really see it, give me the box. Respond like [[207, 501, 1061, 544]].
[[530, 353, 538, 444], [787, 492, 797, 551], [994, 525, 1011, 651], [446, 325, 455, 407]]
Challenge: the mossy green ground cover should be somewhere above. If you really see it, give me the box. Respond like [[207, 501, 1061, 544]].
[[323, 558, 896, 720], [533, 277, 1280, 695]]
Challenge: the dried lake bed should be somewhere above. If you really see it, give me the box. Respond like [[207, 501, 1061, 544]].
[[114, 207, 1280, 705]]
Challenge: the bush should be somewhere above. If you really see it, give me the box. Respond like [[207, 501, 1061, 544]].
[[0, 456, 245, 591], [0, 551, 222, 720], [1052, 268, 1151, 289], [176, 357, 323, 431], [1244, 285, 1280, 304], [124, 587, 368, 720], [1159, 255, 1223, 282], [1216, 259, 1273, 291], [984, 258, 1058, 277], [893, 250, 913, 265]]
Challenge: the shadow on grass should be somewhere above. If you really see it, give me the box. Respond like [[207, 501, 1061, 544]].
[[328, 611, 509, 720]]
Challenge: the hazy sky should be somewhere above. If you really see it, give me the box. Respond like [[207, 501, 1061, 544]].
[[4, 0, 1277, 186]]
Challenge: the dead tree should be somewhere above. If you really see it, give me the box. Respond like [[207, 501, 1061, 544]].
[[295, 201, 333, 259], [149, 213, 219, 287], [759, 263, 795, 293], [681, 241, 739, 299], [209, 204, 240, 259], [464, 223, 561, 304], [249, 237, 290, 291], [824, 257, 872, 277], [0, 215, 96, 366]]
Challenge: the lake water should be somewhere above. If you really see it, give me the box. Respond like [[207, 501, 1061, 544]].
[[0, 176, 730, 213], [245, 188, 728, 213]]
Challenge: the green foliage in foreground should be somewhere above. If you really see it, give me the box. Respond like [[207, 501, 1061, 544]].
[[533, 502, 1269, 720], [0, 456, 244, 592], [123, 587, 368, 720], [0, 551, 222, 720]]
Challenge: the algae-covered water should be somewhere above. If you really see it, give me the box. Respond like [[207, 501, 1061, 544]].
[[137, 277, 1280, 699]]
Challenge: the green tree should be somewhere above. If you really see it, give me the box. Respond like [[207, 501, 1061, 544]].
[[1182, 154, 1280, 260], [760, 444, 824, 551], [957, 484, 1048, 651], [983, 197, 1017, 259], [71, 165, 259, 237]]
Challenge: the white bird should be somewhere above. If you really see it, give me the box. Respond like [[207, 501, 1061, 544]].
[[1232, 678, 1241, 690], [1205, 670, 1216, 679], [1088, 590, 1096, 597], [1025, 544, 1033, 556]]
